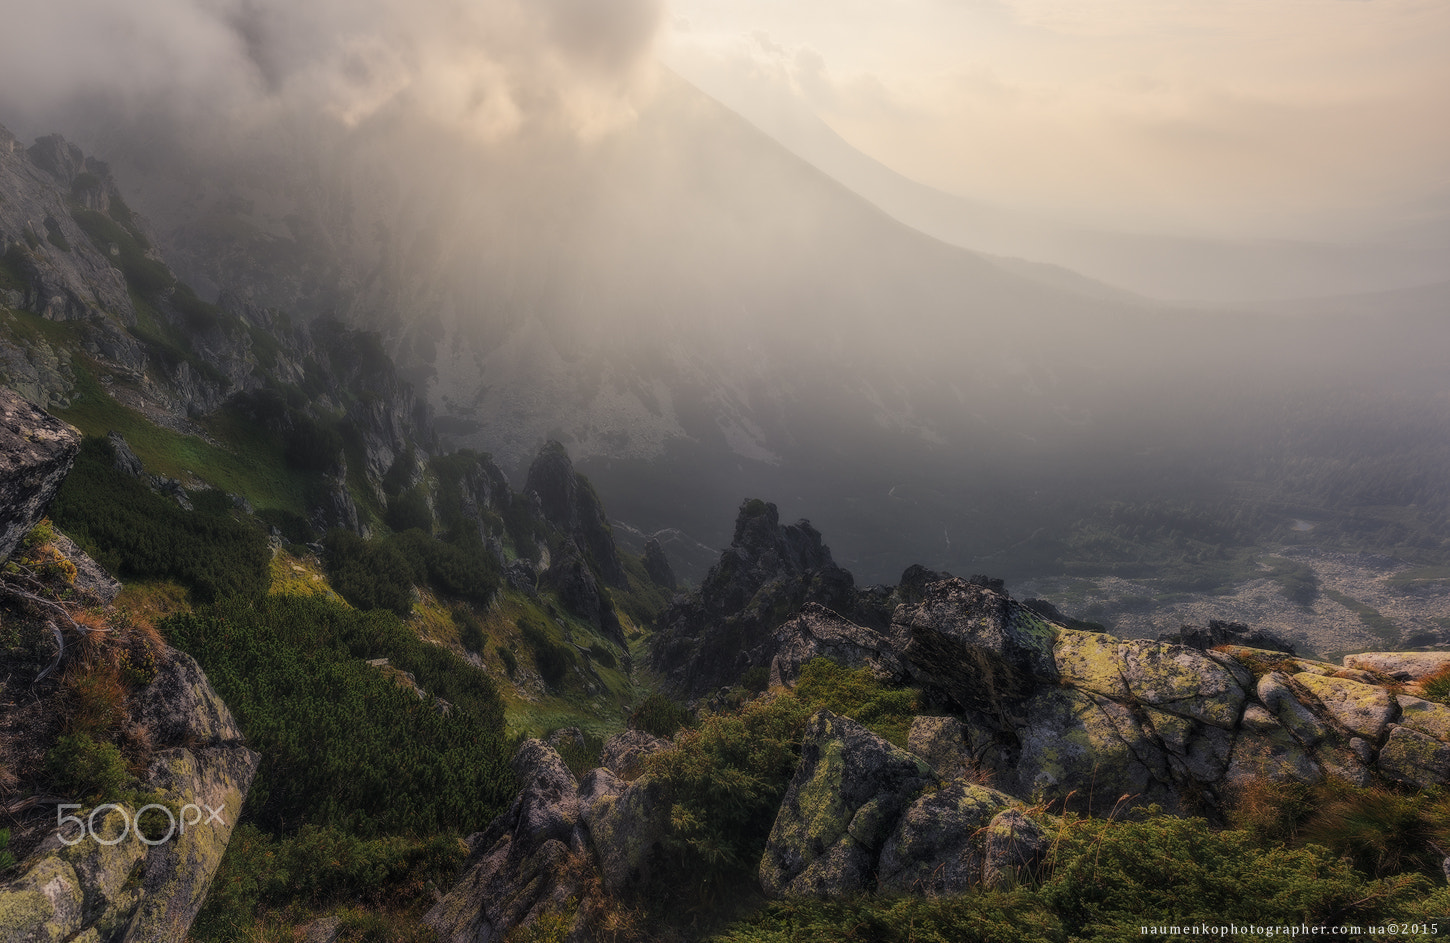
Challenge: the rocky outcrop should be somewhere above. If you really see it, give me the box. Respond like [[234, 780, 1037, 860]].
[[642, 538, 676, 591], [649, 499, 868, 700], [1344, 652, 1450, 681], [0, 645, 258, 942], [540, 547, 625, 646], [765, 578, 1450, 814], [525, 441, 625, 588], [427, 739, 672, 942], [426, 740, 586, 943], [1160, 619, 1295, 656], [0, 388, 80, 561]]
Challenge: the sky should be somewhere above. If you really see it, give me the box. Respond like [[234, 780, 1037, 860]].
[[662, 0, 1450, 238]]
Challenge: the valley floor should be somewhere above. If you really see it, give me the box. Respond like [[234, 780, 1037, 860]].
[[1019, 546, 1450, 659]]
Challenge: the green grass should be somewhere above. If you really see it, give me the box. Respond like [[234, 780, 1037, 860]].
[[54, 359, 311, 513], [1321, 588, 1400, 644], [1387, 565, 1450, 588]]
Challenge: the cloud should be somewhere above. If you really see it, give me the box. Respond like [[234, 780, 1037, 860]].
[[0, 0, 667, 144]]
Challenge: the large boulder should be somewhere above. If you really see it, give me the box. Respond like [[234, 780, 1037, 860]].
[[891, 578, 1058, 723], [0, 389, 80, 561], [759, 712, 934, 898], [877, 783, 1048, 895], [599, 729, 669, 782], [0, 644, 258, 943], [769, 604, 905, 689]]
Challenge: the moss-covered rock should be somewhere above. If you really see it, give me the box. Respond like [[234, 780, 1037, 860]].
[[759, 711, 934, 898], [1292, 672, 1397, 741], [1118, 640, 1247, 729], [1396, 695, 1450, 742], [876, 782, 1023, 895], [1379, 725, 1450, 789], [0, 651, 256, 943]]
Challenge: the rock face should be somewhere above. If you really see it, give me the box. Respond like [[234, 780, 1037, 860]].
[[642, 538, 676, 591], [426, 740, 586, 943], [0, 645, 258, 942], [525, 441, 625, 588], [649, 499, 867, 700], [0, 388, 81, 561], [427, 739, 673, 942], [770, 603, 904, 690]]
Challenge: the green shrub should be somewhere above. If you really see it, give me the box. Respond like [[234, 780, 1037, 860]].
[[387, 485, 433, 534], [629, 693, 693, 739], [711, 893, 1061, 943], [50, 438, 270, 602], [519, 616, 576, 686], [1421, 666, 1450, 705], [0, 828, 13, 872], [645, 693, 814, 905], [325, 530, 416, 616], [793, 659, 919, 747], [46, 732, 132, 803], [162, 594, 514, 837], [1038, 813, 1431, 940], [257, 507, 316, 544], [190, 823, 465, 941], [496, 644, 518, 677]]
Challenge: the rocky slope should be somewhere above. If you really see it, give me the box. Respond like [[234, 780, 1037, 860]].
[[429, 570, 1450, 940], [0, 391, 257, 942]]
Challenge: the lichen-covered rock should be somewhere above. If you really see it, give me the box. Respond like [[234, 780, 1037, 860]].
[[1344, 652, 1450, 681], [1396, 696, 1450, 742], [1223, 704, 1322, 788], [981, 809, 1050, 889], [588, 775, 671, 894], [600, 729, 669, 782], [1118, 640, 1247, 729], [1014, 687, 1175, 812], [49, 532, 121, 604], [892, 578, 1058, 722], [426, 741, 584, 943], [510, 740, 581, 847], [0, 388, 80, 562], [1292, 673, 1398, 741], [770, 604, 904, 689], [876, 782, 1019, 895], [906, 716, 973, 780], [577, 768, 625, 826], [0, 645, 257, 943], [1140, 707, 1235, 786], [760, 712, 934, 898], [1257, 673, 1330, 747], [1053, 629, 1129, 699], [130, 648, 246, 748], [1379, 726, 1450, 789]]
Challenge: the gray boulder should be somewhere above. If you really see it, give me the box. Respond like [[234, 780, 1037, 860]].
[[770, 603, 904, 689], [600, 729, 669, 782], [759, 711, 934, 898], [891, 578, 1057, 722], [876, 782, 1042, 895]]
